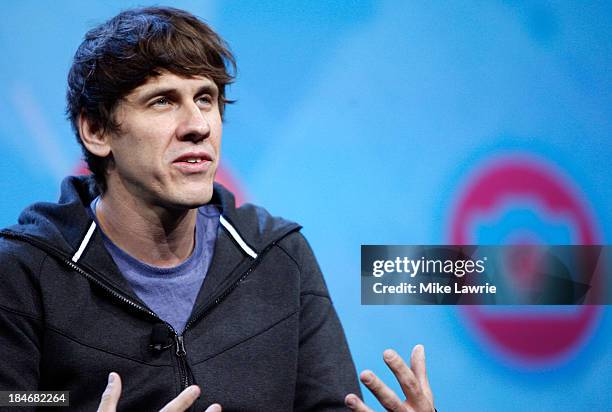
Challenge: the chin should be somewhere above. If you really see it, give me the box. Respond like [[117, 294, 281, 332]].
[[176, 185, 214, 208]]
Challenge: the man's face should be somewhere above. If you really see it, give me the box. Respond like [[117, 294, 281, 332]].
[[104, 71, 222, 209]]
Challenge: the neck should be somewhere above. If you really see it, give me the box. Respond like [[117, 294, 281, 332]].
[[95, 189, 198, 268]]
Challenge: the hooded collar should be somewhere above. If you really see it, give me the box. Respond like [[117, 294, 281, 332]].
[[5, 175, 301, 269], [2, 174, 303, 325]]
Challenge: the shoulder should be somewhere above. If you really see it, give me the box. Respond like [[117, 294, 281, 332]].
[[0, 235, 48, 271], [234, 202, 299, 239], [275, 231, 316, 267], [0, 236, 46, 318], [212, 184, 329, 293], [213, 183, 301, 251], [275, 232, 331, 298]]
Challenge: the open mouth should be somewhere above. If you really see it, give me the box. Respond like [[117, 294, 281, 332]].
[[173, 152, 214, 172], [173, 152, 213, 163]]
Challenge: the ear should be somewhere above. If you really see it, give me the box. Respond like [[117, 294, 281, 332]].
[[78, 112, 112, 158]]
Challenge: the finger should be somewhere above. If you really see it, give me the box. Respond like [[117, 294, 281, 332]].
[[204, 403, 222, 412], [410, 345, 433, 402], [359, 370, 404, 411], [383, 349, 423, 401], [159, 385, 200, 412], [344, 393, 375, 412], [97, 372, 122, 412], [410, 345, 427, 385]]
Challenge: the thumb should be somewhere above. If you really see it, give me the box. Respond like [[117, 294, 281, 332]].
[[205, 404, 222, 412], [97, 372, 122, 412]]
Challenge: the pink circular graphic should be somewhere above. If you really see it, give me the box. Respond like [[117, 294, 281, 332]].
[[449, 155, 602, 368]]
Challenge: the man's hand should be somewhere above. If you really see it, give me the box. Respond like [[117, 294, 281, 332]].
[[96, 372, 222, 412], [345, 345, 435, 412]]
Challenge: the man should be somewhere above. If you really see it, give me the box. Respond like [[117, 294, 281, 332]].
[[0, 7, 435, 411]]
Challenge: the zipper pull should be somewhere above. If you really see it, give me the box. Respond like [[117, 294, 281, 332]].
[[175, 335, 187, 357]]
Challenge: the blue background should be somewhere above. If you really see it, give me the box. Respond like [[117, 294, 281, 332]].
[[1, 1, 610, 410]]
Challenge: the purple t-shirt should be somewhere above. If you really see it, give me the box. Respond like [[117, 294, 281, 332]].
[[91, 198, 219, 334]]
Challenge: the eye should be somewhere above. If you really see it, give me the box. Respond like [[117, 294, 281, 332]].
[[197, 95, 213, 107], [151, 97, 170, 106]]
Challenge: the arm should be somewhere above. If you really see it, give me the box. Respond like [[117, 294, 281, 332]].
[[280, 233, 361, 411], [0, 247, 44, 394], [280, 235, 436, 412]]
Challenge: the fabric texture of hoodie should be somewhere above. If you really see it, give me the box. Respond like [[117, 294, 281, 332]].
[[0, 175, 360, 411]]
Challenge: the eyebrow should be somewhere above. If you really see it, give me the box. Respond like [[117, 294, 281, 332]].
[[136, 83, 219, 105]]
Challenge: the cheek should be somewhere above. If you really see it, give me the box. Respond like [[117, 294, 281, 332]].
[[210, 118, 223, 151], [112, 134, 167, 175]]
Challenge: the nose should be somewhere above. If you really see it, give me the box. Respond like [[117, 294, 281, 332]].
[[176, 102, 210, 143]]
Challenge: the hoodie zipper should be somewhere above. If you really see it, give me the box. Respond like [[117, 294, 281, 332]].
[[167, 235, 298, 393], [0, 231, 195, 389], [63, 257, 191, 390], [63, 258, 157, 318], [175, 335, 189, 390], [68, 257, 198, 392], [0, 226, 300, 391]]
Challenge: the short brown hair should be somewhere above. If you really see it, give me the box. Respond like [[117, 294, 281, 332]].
[[66, 7, 236, 192]]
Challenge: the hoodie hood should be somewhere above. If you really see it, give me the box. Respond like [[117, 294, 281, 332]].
[[3, 175, 301, 259]]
